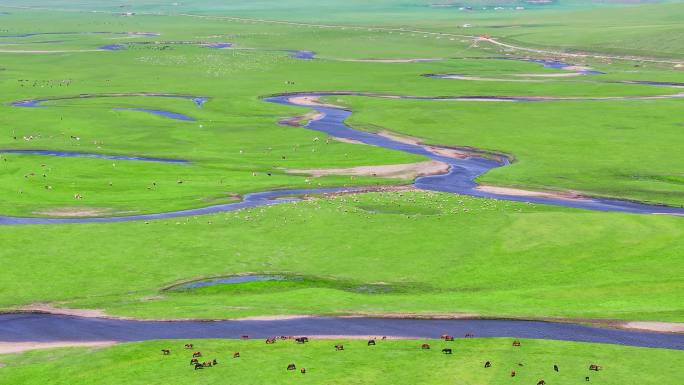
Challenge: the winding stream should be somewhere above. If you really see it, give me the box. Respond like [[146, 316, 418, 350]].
[[2, 89, 684, 225], [1, 313, 682, 349]]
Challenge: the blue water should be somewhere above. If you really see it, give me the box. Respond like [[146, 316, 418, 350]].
[[13, 94, 206, 120], [3, 90, 684, 225], [204, 43, 232, 49], [100, 43, 125, 51], [288, 50, 316, 60], [0, 150, 188, 164], [1, 313, 682, 350], [176, 275, 286, 290], [113, 108, 195, 121]]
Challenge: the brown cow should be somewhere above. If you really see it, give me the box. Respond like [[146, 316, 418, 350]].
[[421, 344, 430, 350], [192, 351, 202, 358], [511, 371, 516, 377], [190, 358, 199, 365], [300, 368, 306, 374], [266, 338, 276, 344], [184, 343, 194, 349], [233, 352, 240, 358], [444, 335, 454, 342], [202, 361, 213, 367], [589, 364, 602, 371], [335, 344, 344, 351], [161, 349, 170, 355], [512, 340, 521, 347]]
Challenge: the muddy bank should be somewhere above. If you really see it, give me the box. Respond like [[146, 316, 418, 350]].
[[286, 160, 450, 180]]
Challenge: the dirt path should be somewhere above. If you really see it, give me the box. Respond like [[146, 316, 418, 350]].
[[480, 37, 684, 66]]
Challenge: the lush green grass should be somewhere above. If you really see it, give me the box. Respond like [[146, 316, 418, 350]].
[[0, 12, 681, 215], [0, 1, 682, 324], [1, 338, 682, 385], [335, 95, 684, 206], [1, 191, 683, 322]]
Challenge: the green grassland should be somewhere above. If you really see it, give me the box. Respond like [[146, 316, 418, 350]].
[[0, 3, 683, 383], [2, 192, 683, 322], [337, 96, 684, 206], [1, 338, 682, 385], [0, 1, 681, 321], [0, 9, 683, 216]]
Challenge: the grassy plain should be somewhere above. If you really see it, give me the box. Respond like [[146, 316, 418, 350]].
[[0, 0, 682, 324], [1, 338, 683, 385], [2, 192, 683, 322]]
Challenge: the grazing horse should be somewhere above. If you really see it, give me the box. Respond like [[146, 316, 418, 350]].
[[266, 338, 276, 344], [300, 368, 306, 374], [554, 364, 559, 372], [161, 349, 170, 355], [287, 363, 297, 371], [537, 380, 545, 385], [511, 371, 516, 377], [184, 343, 193, 349], [421, 344, 430, 350], [368, 339, 376, 346], [589, 364, 602, 371], [233, 352, 240, 358], [442, 348, 452, 354], [335, 344, 344, 351], [484, 361, 491, 368], [194, 363, 204, 370], [192, 351, 202, 358], [512, 340, 521, 347], [190, 358, 199, 365]]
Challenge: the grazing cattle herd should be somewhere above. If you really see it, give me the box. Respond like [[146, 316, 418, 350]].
[[156, 334, 603, 381]]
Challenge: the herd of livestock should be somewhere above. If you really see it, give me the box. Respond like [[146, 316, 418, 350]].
[[159, 334, 603, 383]]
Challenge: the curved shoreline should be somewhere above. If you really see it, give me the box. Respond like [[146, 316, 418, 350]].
[[1, 312, 682, 350], [6, 304, 683, 335], [2, 90, 684, 224], [0, 149, 189, 163]]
